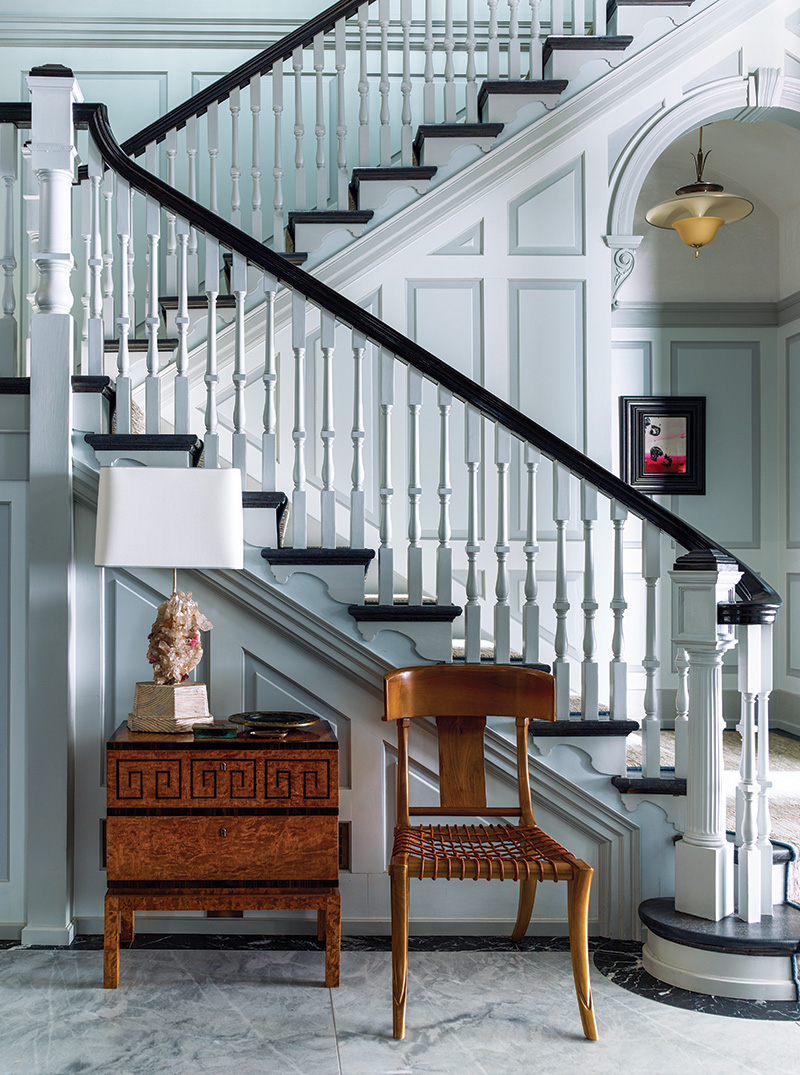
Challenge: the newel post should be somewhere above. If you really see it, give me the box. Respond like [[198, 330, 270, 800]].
[[21, 65, 82, 945], [670, 550, 742, 922]]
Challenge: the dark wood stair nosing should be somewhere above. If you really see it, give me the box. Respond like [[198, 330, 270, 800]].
[[530, 718, 640, 738], [348, 603, 462, 623], [608, 0, 694, 16], [477, 79, 568, 109], [611, 774, 687, 795], [0, 376, 30, 394], [350, 166, 438, 183], [84, 433, 204, 462], [639, 897, 800, 957], [287, 210, 374, 225], [262, 548, 375, 570]]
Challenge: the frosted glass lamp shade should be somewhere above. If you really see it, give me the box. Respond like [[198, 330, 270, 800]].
[[94, 467, 243, 569]]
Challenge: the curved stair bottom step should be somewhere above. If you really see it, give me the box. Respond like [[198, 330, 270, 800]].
[[639, 897, 800, 1002]]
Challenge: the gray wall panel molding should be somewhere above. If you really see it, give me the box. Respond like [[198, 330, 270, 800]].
[[671, 340, 760, 549], [508, 157, 584, 256], [778, 290, 800, 326], [787, 333, 800, 547], [613, 301, 779, 328], [787, 573, 800, 678]]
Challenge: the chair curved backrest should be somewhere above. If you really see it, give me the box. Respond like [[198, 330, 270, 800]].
[[383, 664, 555, 827]]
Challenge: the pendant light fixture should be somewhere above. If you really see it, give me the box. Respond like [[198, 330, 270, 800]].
[[645, 127, 753, 257]]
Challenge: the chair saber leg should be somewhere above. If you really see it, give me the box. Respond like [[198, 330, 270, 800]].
[[567, 865, 598, 1041], [390, 861, 410, 1039], [511, 876, 538, 941]]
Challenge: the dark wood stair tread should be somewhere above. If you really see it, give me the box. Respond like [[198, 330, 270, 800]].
[[478, 79, 568, 106], [262, 548, 375, 569], [350, 167, 438, 183], [531, 719, 640, 737], [103, 338, 178, 352], [287, 210, 374, 224], [84, 433, 203, 463], [543, 34, 633, 62], [639, 897, 800, 957], [159, 295, 237, 311], [348, 603, 462, 622], [611, 774, 687, 795]]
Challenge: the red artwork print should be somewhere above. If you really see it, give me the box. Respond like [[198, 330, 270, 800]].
[[643, 416, 688, 474]]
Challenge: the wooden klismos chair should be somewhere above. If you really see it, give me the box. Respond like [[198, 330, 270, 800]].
[[383, 664, 598, 1042]]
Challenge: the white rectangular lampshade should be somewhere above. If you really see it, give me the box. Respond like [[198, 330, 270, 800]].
[[94, 467, 244, 569]]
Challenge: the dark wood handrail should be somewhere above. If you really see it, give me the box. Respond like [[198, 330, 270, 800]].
[[120, 0, 374, 159], [2, 100, 780, 620]]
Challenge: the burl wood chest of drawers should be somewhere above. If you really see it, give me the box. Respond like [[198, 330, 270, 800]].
[[104, 720, 340, 987]]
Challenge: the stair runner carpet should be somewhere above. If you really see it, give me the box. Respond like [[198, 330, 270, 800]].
[[627, 729, 800, 902]]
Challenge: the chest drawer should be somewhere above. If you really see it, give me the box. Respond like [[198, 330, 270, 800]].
[[108, 750, 338, 809], [106, 815, 339, 882]]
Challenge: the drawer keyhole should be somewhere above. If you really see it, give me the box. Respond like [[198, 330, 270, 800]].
[[219, 827, 227, 838], [220, 761, 227, 771]]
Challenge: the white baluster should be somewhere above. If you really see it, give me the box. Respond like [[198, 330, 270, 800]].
[[610, 500, 628, 720], [115, 176, 132, 433], [231, 251, 247, 483], [553, 464, 570, 717], [757, 623, 774, 910], [320, 310, 337, 548], [642, 521, 661, 776], [400, 0, 414, 166], [443, 0, 456, 122], [79, 177, 91, 370], [552, 0, 564, 35], [594, 0, 607, 35], [379, 0, 391, 166], [292, 291, 307, 547], [674, 647, 689, 777], [144, 184, 161, 433], [335, 19, 349, 209], [174, 216, 190, 434], [522, 444, 540, 665], [464, 405, 482, 662], [313, 34, 327, 211], [736, 624, 762, 922], [250, 75, 263, 241], [186, 116, 199, 292], [436, 387, 453, 607], [580, 482, 598, 719], [21, 142, 39, 317], [407, 367, 423, 606], [358, 5, 371, 166], [573, 0, 586, 35], [86, 136, 103, 376], [424, 0, 436, 123], [208, 100, 219, 215], [261, 272, 278, 490], [508, 0, 521, 80], [350, 329, 367, 548], [0, 124, 18, 376], [378, 349, 395, 603], [126, 191, 135, 338], [494, 426, 511, 664], [487, 0, 500, 81], [102, 168, 115, 337], [203, 237, 220, 469], [165, 128, 177, 292], [272, 61, 285, 250], [465, 0, 478, 122], [293, 48, 306, 211], [529, 0, 543, 79], [230, 87, 242, 228]]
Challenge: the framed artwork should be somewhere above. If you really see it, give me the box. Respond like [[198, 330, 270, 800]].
[[619, 396, 706, 495]]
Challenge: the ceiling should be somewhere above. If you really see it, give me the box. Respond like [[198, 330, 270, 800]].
[[649, 118, 800, 218]]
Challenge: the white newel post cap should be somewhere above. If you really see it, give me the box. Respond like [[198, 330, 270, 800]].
[[27, 64, 83, 174], [670, 549, 742, 648]]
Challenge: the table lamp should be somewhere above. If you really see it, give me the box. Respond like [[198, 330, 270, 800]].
[[95, 466, 243, 732]]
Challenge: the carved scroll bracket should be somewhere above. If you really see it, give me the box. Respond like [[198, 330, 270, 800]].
[[604, 234, 643, 307]]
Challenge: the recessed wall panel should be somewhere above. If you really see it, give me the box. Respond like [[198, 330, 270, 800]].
[[787, 334, 800, 547], [788, 574, 800, 678], [509, 159, 584, 256], [671, 341, 759, 549]]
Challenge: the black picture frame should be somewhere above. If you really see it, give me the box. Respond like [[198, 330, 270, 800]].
[[620, 396, 706, 495]]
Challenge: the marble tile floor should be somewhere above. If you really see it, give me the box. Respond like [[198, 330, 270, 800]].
[[1, 937, 799, 1075]]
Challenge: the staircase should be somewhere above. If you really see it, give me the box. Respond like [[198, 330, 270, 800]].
[[2, 0, 799, 1004]]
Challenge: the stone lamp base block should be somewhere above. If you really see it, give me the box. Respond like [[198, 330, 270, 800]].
[[127, 681, 213, 733]]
